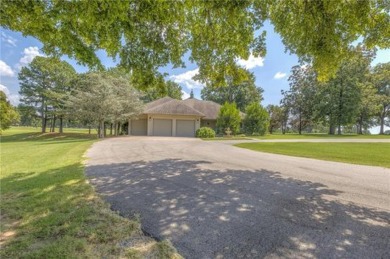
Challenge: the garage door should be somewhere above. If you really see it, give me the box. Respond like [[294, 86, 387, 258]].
[[153, 119, 172, 136], [176, 120, 195, 137], [131, 119, 147, 135]]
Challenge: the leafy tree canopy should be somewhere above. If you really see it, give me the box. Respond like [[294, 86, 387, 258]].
[[243, 102, 269, 136], [0, 91, 20, 131], [107, 67, 182, 102], [67, 72, 144, 138], [371, 62, 390, 133], [216, 102, 241, 135], [2, 1, 388, 82], [201, 70, 263, 111]]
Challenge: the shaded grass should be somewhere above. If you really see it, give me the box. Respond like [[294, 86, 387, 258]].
[[235, 142, 390, 168], [253, 133, 390, 139], [0, 128, 181, 258]]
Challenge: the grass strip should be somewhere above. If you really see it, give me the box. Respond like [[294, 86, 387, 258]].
[[235, 142, 390, 168]]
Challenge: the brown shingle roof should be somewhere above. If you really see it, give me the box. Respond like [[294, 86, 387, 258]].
[[144, 99, 205, 117], [145, 96, 174, 110], [182, 98, 221, 120]]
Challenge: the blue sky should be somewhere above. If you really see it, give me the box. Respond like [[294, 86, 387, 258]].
[[1, 23, 389, 131]]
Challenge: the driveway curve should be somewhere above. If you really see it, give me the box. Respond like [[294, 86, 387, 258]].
[[86, 137, 390, 258]]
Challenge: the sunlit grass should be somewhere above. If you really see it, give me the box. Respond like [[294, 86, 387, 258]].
[[253, 133, 390, 139], [235, 142, 390, 168], [0, 127, 181, 258]]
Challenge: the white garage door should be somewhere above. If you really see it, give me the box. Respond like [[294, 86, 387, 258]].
[[176, 120, 195, 137], [153, 119, 172, 136], [131, 119, 147, 135]]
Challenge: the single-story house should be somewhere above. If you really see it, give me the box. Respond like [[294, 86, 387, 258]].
[[127, 97, 222, 137]]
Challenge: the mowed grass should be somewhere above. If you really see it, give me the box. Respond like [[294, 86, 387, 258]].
[[253, 133, 390, 139], [0, 127, 180, 258], [235, 142, 390, 168]]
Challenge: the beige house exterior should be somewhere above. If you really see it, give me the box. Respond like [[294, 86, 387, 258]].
[[128, 97, 221, 137]]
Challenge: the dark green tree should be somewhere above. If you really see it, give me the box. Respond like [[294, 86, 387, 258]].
[[282, 64, 318, 134], [371, 62, 390, 134], [18, 56, 76, 133], [267, 104, 284, 134], [243, 103, 269, 136], [17, 104, 40, 127], [201, 71, 263, 112], [315, 47, 375, 134]]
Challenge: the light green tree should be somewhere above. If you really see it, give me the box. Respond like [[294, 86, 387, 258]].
[[2, 1, 388, 82], [243, 103, 269, 136], [0, 91, 19, 132], [67, 73, 144, 138], [216, 102, 241, 135]]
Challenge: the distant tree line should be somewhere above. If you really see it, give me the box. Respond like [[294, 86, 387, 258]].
[[269, 47, 389, 135], [16, 56, 183, 138]]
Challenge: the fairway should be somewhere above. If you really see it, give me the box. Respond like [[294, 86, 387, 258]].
[[235, 142, 390, 168], [0, 127, 179, 258]]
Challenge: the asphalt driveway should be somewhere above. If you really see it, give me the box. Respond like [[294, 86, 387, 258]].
[[86, 137, 390, 258]]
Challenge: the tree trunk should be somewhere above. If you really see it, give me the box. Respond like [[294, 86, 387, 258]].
[[113, 122, 117, 136], [59, 116, 63, 133], [51, 116, 56, 132], [41, 102, 47, 133], [110, 123, 113, 135], [88, 126, 91, 135], [379, 107, 385, 134], [337, 124, 342, 135], [117, 122, 121, 135], [357, 117, 363, 135], [98, 121, 104, 138], [329, 124, 335, 135], [104, 123, 107, 137], [298, 112, 302, 135]]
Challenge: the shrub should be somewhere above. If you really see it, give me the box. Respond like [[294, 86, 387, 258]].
[[216, 102, 241, 135], [196, 127, 216, 138], [243, 102, 269, 136]]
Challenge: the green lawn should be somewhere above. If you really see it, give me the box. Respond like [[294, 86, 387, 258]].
[[0, 127, 180, 258], [253, 133, 390, 139], [202, 137, 252, 141], [235, 142, 390, 168]]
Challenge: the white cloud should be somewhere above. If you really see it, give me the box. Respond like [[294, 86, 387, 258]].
[[170, 68, 204, 89], [274, 72, 287, 79], [237, 54, 265, 69], [0, 60, 15, 77], [181, 90, 190, 100], [0, 84, 20, 106], [1, 32, 17, 47], [16, 46, 44, 69]]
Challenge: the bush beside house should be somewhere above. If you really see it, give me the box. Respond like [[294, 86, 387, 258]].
[[196, 127, 216, 138]]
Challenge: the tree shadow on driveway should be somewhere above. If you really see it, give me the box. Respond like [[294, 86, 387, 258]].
[[86, 159, 390, 259]]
